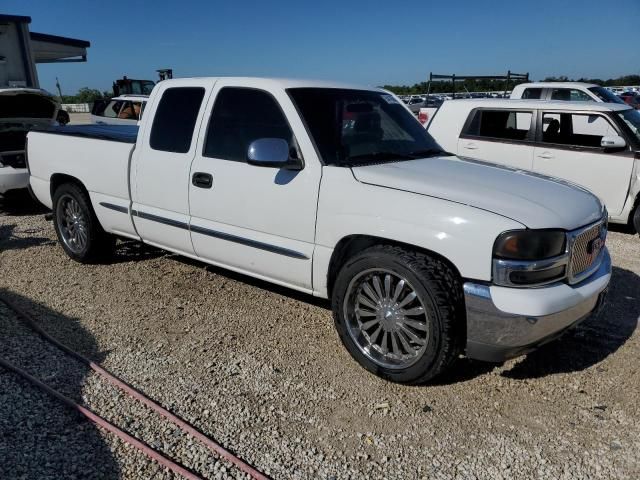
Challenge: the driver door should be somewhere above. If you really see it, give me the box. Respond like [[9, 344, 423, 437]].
[[188, 80, 321, 291]]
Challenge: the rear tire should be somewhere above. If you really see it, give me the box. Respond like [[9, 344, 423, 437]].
[[331, 245, 464, 384], [52, 183, 115, 263]]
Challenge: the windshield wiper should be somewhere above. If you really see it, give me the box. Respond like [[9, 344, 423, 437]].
[[405, 148, 452, 158], [345, 151, 418, 162]]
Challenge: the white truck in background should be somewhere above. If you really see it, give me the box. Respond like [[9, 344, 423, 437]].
[[427, 98, 640, 232], [91, 94, 148, 126], [27, 77, 610, 384]]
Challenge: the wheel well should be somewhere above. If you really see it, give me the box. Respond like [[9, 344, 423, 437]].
[[326, 235, 463, 299], [50, 173, 88, 200]]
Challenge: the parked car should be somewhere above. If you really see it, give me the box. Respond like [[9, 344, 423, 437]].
[[428, 98, 640, 232], [511, 82, 626, 104], [28, 77, 610, 383], [91, 95, 148, 125], [407, 96, 443, 114], [620, 92, 640, 110], [0, 88, 60, 197]]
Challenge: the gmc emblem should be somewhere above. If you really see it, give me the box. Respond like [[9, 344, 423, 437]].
[[587, 237, 603, 256]]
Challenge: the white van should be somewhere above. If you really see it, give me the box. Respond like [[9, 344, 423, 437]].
[[428, 99, 640, 231]]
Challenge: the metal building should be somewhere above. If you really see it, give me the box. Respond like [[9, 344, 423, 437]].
[[0, 13, 90, 88]]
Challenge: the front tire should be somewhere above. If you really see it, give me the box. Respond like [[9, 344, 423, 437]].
[[633, 203, 640, 235], [52, 183, 114, 263], [331, 245, 464, 384]]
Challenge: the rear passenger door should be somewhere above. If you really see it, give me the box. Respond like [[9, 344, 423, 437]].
[[533, 111, 635, 215], [457, 108, 535, 170], [187, 80, 321, 291], [131, 81, 212, 254]]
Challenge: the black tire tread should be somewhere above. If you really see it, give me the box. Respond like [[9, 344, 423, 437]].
[[52, 183, 115, 263], [332, 244, 464, 384]]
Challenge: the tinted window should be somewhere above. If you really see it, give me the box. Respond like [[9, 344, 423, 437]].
[[464, 110, 533, 141], [150, 87, 205, 153], [541, 112, 617, 148], [588, 87, 625, 104], [550, 89, 593, 101], [521, 88, 542, 99], [204, 88, 293, 162], [288, 88, 446, 166]]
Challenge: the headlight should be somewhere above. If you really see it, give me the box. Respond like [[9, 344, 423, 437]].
[[493, 230, 566, 260], [493, 229, 568, 287]]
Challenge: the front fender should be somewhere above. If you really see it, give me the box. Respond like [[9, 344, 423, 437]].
[[313, 167, 523, 297]]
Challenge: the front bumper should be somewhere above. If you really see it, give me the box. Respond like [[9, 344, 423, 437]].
[[464, 248, 611, 362], [0, 167, 29, 194]]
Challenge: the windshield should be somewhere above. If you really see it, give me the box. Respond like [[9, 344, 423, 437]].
[[288, 88, 448, 166], [618, 109, 640, 144], [589, 87, 625, 104]]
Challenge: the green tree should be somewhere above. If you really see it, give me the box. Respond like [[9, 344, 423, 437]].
[[75, 87, 105, 103]]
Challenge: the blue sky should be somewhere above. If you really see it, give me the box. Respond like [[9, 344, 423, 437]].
[[5, 0, 639, 95]]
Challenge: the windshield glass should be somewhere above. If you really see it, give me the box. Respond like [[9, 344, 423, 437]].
[[618, 109, 640, 144], [288, 88, 447, 166], [589, 87, 625, 104]]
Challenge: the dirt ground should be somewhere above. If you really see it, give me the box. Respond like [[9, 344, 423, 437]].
[[1, 196, 638, 479]]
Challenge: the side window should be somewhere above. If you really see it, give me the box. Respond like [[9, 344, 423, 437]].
[[521, 88, 543, 100], [550, 89, 593, 102], [541, 112, 617, 148], [103, 100, 123, 118], [204, 88, 293, 162], [463, 110, 533, 141], [118, 101, 136, 119], [150, 87, 205, 153]]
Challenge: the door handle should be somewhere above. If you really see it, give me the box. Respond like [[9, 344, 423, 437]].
[[537, 152, 554, 160], [463, 142, 478, 150], [192, 172, 213, 189]]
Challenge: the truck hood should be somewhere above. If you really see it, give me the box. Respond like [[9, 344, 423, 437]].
[[351, 156, 603, 230]]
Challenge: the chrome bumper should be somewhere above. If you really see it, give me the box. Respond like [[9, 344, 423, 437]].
[[464, 248, 611, 362]]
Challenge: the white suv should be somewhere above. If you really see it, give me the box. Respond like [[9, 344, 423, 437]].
[[428, 99, 640, 232], [510, 82, 625, 105]]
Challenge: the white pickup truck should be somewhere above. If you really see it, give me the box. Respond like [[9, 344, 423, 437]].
[[27, 77, 611, 383]]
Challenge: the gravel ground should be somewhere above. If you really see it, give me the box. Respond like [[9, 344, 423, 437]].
[[0, 196, 638, 479]]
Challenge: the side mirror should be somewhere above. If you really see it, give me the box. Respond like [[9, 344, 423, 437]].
[[247, 138, 302, 170], [601, 135, 626, 150]]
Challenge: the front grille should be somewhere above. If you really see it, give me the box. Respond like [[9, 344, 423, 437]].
[[569, 222, 604, 280]]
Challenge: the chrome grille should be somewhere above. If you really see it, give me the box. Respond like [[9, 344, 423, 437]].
[[569, 222, 604, 280]]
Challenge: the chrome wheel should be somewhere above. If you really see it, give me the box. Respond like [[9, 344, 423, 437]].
[[56, 194, 88, 254], [343, 268, 430, 369]]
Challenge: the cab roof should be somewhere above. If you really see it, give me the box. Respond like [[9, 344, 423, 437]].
[[441, 98, 632, 112], [513, 82, 600, 89], [159, 76, 385, 92]]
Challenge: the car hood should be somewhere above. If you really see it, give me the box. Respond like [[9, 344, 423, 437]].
[[351, 156, 603, 230], [0, 88, 58, 127]]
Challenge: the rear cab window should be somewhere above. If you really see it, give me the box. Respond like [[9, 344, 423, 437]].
[[150, 87, 205, 153], [521, 88, 543, 100], [462, 109, 534, 142]]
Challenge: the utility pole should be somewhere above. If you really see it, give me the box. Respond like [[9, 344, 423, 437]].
[[55, 77, 63, 101]]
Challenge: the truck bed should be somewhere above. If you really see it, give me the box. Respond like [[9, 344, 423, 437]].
[[37, 124, 139, 144]]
